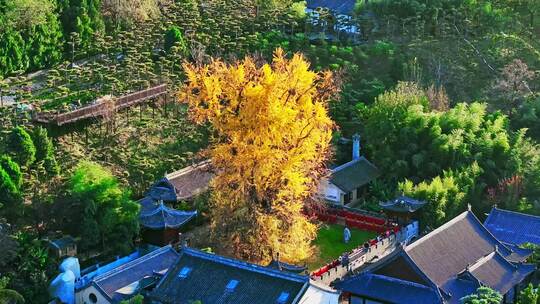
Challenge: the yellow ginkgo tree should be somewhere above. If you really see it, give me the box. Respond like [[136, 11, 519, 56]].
[[179, 49, 338, 263]]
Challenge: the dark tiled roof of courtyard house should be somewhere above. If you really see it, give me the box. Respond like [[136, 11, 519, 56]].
[[329, 157, 380, 192], [336, 272, 441, 304], [150, 247, 309, 304], [91, 245, 180, 302], [405, 211, 532, 291], [484, 207, 540, 247], [306, 0, 357, 15], [467, 251, 536, 295]]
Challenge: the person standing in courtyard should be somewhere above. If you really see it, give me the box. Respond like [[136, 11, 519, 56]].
[[343, 226, 351, 244]]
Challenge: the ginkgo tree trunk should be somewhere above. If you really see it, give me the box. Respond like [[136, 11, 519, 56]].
[[179, 48, 339, 263]]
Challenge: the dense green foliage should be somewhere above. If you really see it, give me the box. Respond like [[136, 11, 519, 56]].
[[31, 127, 60, 176], [57, 0, 104, 52], [0, 155, 22, 188], [64, 161, 139, 254], [164, 26, 188, 54], [399, 163, 482, 229], [518, 283, 540, 304], [0, 0, 538, 300], [460, 286, 503, 304], [0, 276, 24, 303], [360, 83, 540, 226], [9, 232, 55, 303], [0, 166, 21, 215], [521, 243, 540, 267], [0, 0, 64, 76], [119, 295, 144, 304], [7, 127, 36, 168]]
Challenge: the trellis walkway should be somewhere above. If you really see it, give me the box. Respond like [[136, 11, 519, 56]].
[[34, 84, 167, 126]]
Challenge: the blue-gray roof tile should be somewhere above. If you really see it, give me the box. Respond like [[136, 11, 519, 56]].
[[306, 0, 357, 15], [139, 201, 197, 229], [150, 247, 309, 304], [336, 273, 442, 304], [484, 207, 540, 246]]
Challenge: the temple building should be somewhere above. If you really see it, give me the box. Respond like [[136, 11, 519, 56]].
[[146, 160, 213, 203], [49, 236, 78, 259], [148, 247, 312, 304], [319, 135, 380, 206], [139, 200, 197, 246], [379, 196, 426, 225], [49, 246, 179, 304], [137, 161, 210, 246], [335, 209, 535, 304], [76, 246, 179, 304], [484, 207, 540, 249], [52, 245, 339, 304]]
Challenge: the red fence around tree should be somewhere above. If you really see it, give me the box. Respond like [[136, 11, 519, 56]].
[[314, 206, 391, 233], [310, 207, 402, 279], [309, 205, 401, 278]]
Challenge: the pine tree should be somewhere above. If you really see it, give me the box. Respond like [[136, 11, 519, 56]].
[[31, 126, 60, 176], [7, 126, 36, 168], [0, 155, 23, 189], [0, 167, 22, 217]]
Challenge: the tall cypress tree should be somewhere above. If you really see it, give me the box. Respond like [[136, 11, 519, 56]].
[[32, 127, 60, 176], [0, 155, 22, 189], [7, 127, 36, 168], [0, 166, 22, 216], [58, 0, 104, 53]]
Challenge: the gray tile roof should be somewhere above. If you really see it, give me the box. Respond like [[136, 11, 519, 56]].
[[405, 211, 533, 301], [150, 247, 309, 304], [336, 273, 442, 304], [166, 161, 213, 200], [329, 157, 380, 192], [93, 246, 179, 302], [405, 211, 528, 288], [138, 201, 197, 229], [306, 0, 357, 15], [336, 210, 535, 303], [484, 207, 540, 246], [49, 236, 76, 249], [147, 178, 178, 202], [467, 251, 535, 295]]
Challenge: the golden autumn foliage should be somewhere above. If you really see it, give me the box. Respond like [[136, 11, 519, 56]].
[[179, 49, 338, 263]]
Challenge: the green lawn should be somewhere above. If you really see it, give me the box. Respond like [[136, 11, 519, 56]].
[[307, 224, 377, 270]]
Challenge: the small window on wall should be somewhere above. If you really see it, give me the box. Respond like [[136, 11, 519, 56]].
[[89, 293, 98, 303]]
